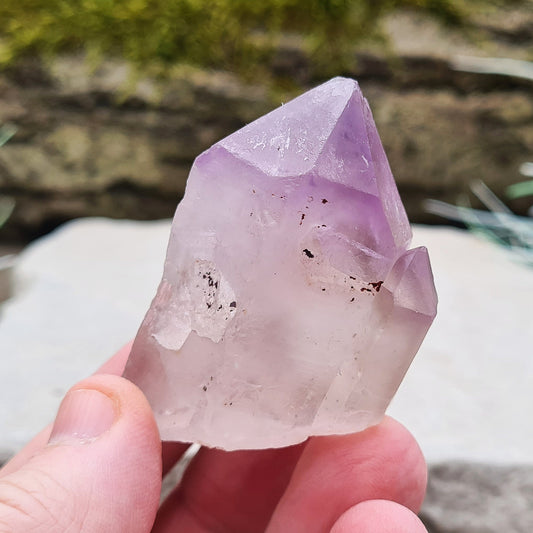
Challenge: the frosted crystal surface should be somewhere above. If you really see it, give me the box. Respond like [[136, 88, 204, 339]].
[[123, 77, 437, 450]]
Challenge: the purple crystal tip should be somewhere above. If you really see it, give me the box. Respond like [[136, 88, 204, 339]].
[[124, 77, 437, 450]]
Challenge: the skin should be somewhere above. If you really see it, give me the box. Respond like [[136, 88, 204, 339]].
[[0, 345, 428, 532]]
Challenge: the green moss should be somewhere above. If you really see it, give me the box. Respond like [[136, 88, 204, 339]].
[[0, 0, 525, 78]]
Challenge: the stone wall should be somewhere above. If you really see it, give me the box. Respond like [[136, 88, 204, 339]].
[[0, 63, 273, 240], [0, 11, 532, 241]]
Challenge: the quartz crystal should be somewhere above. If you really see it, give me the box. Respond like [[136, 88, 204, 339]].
[[123, 77, 437, 450]]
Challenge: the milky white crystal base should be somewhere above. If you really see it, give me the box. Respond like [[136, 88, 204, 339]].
[[124, 77, 437, 450]]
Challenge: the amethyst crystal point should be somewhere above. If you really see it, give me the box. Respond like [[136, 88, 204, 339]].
[[123, 77, 437, 450]]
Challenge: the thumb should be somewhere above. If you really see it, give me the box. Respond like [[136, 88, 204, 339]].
[[0, 374, 162, 533]]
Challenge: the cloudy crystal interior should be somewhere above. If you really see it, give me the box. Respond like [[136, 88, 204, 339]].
[[123, 77, 437, 450]]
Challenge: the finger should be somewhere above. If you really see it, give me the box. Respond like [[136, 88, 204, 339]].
[[1, 342, 134, 478], [2, 344, 189, 480], [162, 442, 191, 477], [330, 500, 428, 533], [153, 444, 305, 533], [0, 374, 162, 533], [0, 425, 52, 478], [103, 343, 190, 475], [266, 417, 427, 533], [105, 344, 190, 476]]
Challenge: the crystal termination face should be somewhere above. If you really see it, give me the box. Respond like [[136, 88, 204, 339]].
[[123, 77, 437, 450]]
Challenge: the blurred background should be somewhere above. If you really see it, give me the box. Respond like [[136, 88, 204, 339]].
[[0, 0, 532, 243], [1, 2, 533, 532]]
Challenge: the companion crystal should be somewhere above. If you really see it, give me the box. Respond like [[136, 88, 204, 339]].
[[123, 77, 437, 450]]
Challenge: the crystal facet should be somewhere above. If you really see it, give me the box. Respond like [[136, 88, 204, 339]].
[[123, 77, 437, 450]]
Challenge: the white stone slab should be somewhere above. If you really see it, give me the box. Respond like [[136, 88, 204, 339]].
[[390, 226, 533, 464], [0, 218, 169, 454], [1, 219, 532, 464]]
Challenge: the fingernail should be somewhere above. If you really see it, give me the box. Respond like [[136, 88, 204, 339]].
[[48, 389, 116, 445]]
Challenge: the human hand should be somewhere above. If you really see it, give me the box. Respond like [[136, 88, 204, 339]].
[[0, 345, 428, 532]]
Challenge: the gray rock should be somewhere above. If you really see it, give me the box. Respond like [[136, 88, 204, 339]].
[[421, 462, 533, 533]]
